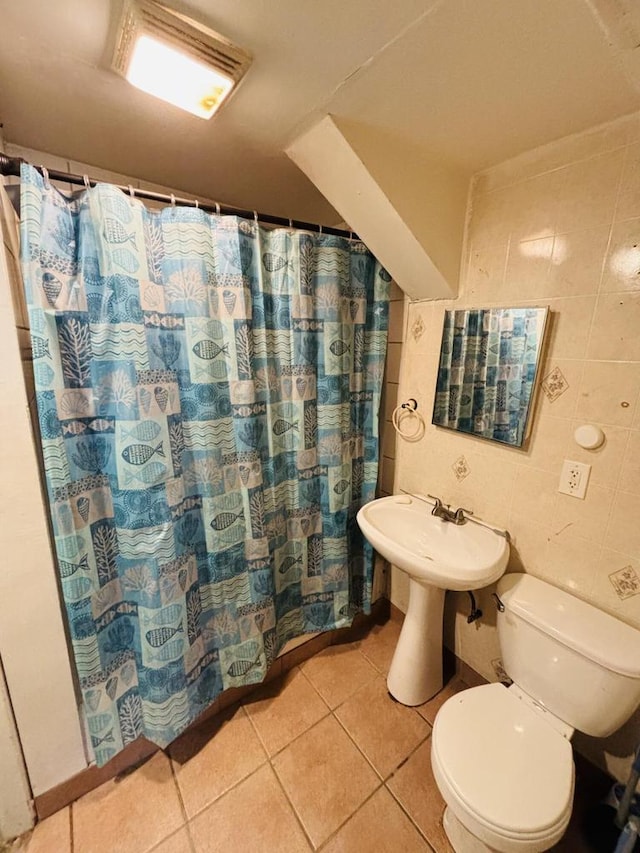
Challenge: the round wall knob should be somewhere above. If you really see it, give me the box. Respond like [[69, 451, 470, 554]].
[[574, 424, 604, 450]]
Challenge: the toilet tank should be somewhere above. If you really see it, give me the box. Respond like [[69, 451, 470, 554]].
[[497, 573, 640, 737]]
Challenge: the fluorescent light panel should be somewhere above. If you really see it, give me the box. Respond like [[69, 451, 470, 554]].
[[113, 0, 251, 120], [126, 35, 234, 119]]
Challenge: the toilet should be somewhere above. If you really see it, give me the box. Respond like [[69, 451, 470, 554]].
[[431, 572, 640, 853]]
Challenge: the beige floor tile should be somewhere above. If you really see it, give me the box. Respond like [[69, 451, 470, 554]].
[[24, 808, 70, 853], [170, 705, 267, 818], [335, 677, 430, 779], [272, 714, 379, 848], [301, 642, 378, 709], [149, 828, 193, 853], [189, 764, 310, 853], [322, 786, 431, 852], [357, 620, 401, 675], [242, 667, 329, 756], [415, 677, 468, 726], [73, 753, 184, 853], [387, 738, 453, 852]]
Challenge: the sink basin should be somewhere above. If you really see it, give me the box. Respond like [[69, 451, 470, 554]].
[[357, 494, 509, 591], [357, 494, 510, 706]]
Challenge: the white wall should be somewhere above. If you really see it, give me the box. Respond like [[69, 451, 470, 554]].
[[0, 660, 33, 841], [0, 125, 33, 844], [0, 182, 88, 797]]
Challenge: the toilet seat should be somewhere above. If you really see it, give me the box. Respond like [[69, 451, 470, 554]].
[[431, 684, 575, 852]]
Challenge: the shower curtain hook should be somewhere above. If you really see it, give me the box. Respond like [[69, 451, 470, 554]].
[[215, 202, 220, 215], [289, 217, 293, 229], [170, 193, 176, 207], [318, 224, 323, 236], [253, 210, 259, 223], [128, 185, 135, 198], [41, 166, 50, 187], [194, 198, 199, 209], [349, 231, 354, 242], [83, 174, 91, 190]]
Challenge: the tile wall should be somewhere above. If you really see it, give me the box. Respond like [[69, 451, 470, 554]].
[[373, 283, 406, 601], [395, 110, 640, 781]]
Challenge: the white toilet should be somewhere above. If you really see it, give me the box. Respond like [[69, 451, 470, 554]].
[[431, 572, 640, 853]]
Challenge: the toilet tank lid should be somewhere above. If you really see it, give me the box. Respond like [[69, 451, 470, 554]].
[[497, 573, 640, 678]]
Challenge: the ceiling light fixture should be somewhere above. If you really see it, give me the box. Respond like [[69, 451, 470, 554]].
[[112, 0, 252, 119]]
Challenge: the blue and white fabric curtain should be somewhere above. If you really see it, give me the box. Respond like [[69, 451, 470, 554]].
[[20, 164, 389, 765]]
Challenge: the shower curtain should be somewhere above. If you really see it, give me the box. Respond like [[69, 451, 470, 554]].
[[20, 164, 389, 765]]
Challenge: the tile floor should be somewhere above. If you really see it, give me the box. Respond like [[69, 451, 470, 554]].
[[10, 619, 612, 852]]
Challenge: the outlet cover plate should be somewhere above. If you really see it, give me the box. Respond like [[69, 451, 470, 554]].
[[558, 459, 591, 499]]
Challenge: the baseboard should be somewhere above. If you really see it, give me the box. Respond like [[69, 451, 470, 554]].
[[33, 737, 158, 821], [34, 596, 390, 820]]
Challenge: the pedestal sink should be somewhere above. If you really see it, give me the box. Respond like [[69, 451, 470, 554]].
[[357, 494, 509, 706]]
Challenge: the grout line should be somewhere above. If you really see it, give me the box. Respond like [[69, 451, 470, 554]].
[[167, 751, 189, 825], [242, 668, 331, 763], [147, 825, 195, 853], [176, 757, 270, 826], [295, 659, 331, 704], [477, 134, 632, 195], [583, 144, 628, 367], [268, 760, 315, 851], [384, 779, 438, 853], [330, 700, 391, 785], [161, 624, 424, 850], [260, 705, 333, 763], [241, 691, 275, 759], [313, 782, 385, 852], [184, 823, 197, 853], [166, 749, 197, 853], [357, 641, 393, 677], [304, 640, 383, 697]]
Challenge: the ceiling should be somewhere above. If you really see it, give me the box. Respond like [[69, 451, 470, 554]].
[[1, 0, 640, 224]]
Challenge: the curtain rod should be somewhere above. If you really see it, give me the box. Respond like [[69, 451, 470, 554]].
[[0, 153, 359, 240]]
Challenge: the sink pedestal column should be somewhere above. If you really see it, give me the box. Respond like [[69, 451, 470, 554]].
[[387, 577, 445, 706]]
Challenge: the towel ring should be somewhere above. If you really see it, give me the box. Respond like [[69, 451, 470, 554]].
[[392, 400, 425, 442]]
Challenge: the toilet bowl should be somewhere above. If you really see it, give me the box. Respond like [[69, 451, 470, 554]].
[[431, 573, 640, 853], [432, 684, 573, 852]]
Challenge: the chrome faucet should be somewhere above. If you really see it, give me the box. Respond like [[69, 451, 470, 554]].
[[427, 495, 473, 525]]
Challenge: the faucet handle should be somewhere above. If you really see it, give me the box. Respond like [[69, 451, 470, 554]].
[[454, 506, 474, 523], [427, 494, 442, 507]]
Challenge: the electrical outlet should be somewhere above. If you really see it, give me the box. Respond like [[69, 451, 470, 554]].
[[558, 459, 591, 500]]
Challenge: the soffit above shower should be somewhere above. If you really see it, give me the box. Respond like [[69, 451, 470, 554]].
[[0, 0, 639, 223], [287, 116, 465, 300]]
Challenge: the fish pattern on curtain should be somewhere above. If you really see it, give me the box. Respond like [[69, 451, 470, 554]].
[[433, 307, 543, 446], [20, 164, 389, 765]]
